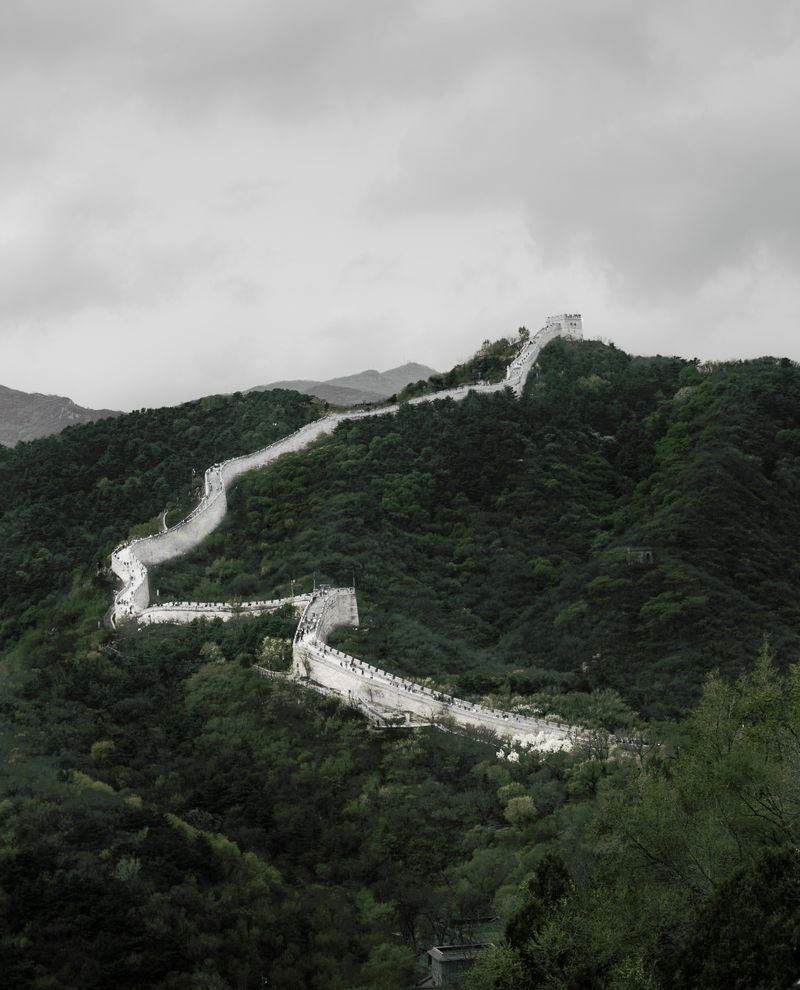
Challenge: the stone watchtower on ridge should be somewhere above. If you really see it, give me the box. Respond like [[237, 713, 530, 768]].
[[545, 313, 583, 338]]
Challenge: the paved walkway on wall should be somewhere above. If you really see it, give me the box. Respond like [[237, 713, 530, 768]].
[[137, 594, 312, 625]]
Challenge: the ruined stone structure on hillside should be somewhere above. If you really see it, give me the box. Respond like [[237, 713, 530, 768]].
[[109, 316, 586, 750]]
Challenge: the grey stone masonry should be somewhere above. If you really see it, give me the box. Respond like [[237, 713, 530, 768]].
[[137, 594, 312, 625]]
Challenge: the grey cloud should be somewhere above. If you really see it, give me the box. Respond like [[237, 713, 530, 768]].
[[0, 183, 130, 320], [364, 0, 800, 299], [128, 1, 661, 119], [137, 1, 530, 117], [3, 1, 797, 125], [0, 0, 139, 63], [0, 1, 440, 123], [0, 243, 120, 321], [0, 181, 222, 323], [1, 0, 798, 405], [1, 1, 639, 124]]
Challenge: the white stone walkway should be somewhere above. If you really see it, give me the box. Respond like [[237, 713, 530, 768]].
[[110, 318, 578, 625]]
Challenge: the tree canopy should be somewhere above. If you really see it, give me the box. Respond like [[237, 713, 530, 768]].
[[2, 336, 800, 987]]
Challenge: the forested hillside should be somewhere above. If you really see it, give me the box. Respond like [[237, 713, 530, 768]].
[[2, 336, 800, 989], [0, 388, 320, 644], [155, 339, 800, 719]]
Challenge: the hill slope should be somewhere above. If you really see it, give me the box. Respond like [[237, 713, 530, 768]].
[[251, 361, 437, 405], [2, 334, 800, 988], [0, 387, 321, 639], [0, 383, 120, 447], [154, 340, 800, 719]]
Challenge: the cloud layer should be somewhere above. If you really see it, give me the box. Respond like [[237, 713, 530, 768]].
[[1, 0, 799, 409]]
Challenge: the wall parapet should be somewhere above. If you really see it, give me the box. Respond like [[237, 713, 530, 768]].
[[138, 593, 312, 626]]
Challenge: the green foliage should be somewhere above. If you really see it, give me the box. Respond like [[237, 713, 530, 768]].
[[669, 848, 800, 988], [3, 337, 800, 987], [257, 635, 293, 670], [1, 598, 566, 988], [393, 336, 519, 400], [469, 650, 800, 989], [0, 387, 320, 645], [156, 340, 800, 718]]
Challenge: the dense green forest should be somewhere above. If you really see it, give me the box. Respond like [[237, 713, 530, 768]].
[[2, 335, 800, 988], [155, 339, 800, 720], [0, 388, 320, 644]]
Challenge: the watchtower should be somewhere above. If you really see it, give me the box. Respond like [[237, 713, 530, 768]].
[[545, 313, 583, 338]]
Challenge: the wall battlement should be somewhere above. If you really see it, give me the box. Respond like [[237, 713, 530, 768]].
[[546, 313, 583, 337], [137, 594, 312, 626]]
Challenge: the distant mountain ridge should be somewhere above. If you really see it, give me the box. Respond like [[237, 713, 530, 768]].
[[249, 362, 437, 406], [0, 362, 435, 448], [0, 384, 120, 447]]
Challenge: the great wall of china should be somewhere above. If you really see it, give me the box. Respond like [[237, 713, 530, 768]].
[[110, 315, 585, 751], [282, 586, 577, 752]]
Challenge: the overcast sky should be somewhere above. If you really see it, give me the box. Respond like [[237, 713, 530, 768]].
[[2, 0, 799, 411]]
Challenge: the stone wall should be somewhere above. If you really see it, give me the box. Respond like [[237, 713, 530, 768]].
[[293, 587, 577, 752], [138, 593, 311, 626], [138, 486, 228, 567], [546, 313, 583, 337], [110, 318, 582, 624], [219, 416, 344, 487], [106, 317, 589, 748]]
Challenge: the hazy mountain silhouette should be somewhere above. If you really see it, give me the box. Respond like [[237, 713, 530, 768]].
[[250, 362, 437, 406], [0, 384, 120, 447]]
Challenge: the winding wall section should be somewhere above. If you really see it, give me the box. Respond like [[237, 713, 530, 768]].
[[110, 317, 580, 624], [291, 587, 578, 752], [108, 316, 585, 749]]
